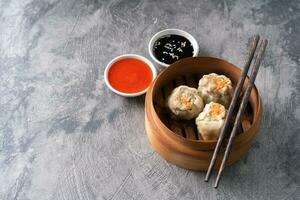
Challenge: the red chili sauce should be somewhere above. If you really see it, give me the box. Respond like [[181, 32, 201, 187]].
[[108, 58, 153, 93]]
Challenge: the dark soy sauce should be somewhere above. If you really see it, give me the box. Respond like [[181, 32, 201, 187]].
[[153, 34, 194, 65]]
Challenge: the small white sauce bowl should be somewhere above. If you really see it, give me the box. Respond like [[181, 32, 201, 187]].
[[148, 29, 199, 68], [104, 54, 157, 97]]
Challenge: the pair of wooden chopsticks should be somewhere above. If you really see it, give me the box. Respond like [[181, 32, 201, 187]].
[[205, 35, 268, 188]]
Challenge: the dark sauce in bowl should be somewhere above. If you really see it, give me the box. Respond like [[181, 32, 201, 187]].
[[153, 34, 194, 65]]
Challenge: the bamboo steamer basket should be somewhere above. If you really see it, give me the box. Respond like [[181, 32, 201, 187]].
[[145, 57, 262, 171]]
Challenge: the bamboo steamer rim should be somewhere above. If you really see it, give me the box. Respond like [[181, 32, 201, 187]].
[[147, 56, 262, 147]]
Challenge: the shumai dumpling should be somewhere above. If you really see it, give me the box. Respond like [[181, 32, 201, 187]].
[[167, 86, 204, 120], [198, 73, 233, 108], [195, 102, 226, 140]]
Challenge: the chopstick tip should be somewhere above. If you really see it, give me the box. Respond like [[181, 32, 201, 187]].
[[254, 34, 260, 39], [214, 178, 220, 188]]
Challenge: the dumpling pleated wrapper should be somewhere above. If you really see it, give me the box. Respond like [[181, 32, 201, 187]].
[[195, 102, 226, 140], [198, 73, 233, 108], [167, 86, 204, 120]]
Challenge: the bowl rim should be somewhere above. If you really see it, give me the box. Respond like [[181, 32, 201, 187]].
[[104, 54, 157, 97], [147, 56, 262, 145], [148, 28, 199, 68]]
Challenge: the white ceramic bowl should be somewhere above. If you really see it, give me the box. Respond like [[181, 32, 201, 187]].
[[148, 29, 199, 68], [104, 54, 157, 97]]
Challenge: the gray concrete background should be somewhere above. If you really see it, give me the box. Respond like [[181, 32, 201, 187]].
[[0, 0, 299, 199]]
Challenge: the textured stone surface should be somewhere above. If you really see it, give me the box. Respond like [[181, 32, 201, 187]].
[[0, 0, 299, 199]]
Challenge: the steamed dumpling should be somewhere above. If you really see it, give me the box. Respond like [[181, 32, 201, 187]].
[[167, 86, 204, 120], [198, 73, 233, 108], [195, 102, 226, 140]]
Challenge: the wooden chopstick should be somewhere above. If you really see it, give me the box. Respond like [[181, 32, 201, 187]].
[[205, 35, 260, 182], [214, 39, 268, 188]]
